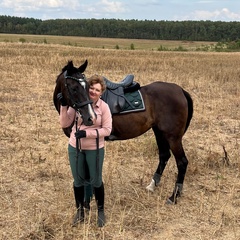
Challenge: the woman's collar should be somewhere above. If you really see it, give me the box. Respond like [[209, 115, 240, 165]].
[[93, 98, 101, 107]]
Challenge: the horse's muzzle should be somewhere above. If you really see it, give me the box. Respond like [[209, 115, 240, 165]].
[[83, 116, 96, 126]]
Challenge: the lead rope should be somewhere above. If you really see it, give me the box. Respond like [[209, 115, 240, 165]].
[[75, 115, 82, 183], [75, 116, 79, 153], [95, 129, 100, 183], [75, 115, 100, 186], [75, 114, 87, 184]]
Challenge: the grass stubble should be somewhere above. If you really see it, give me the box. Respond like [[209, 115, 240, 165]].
[[0, 40, 239, 240]]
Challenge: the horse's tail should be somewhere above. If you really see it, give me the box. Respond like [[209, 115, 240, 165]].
[[182, 89, 193, 133]]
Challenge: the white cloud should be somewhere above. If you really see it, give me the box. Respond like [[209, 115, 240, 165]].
[[194, 8, 240, 20], [82, 0, 127, 18], [197, 0, 215, 3], [0, 0, 84, 19], [37, 0, 64, 8], [0, 0, 78, 10], [100, 0, 126, 13], [179, 8, 240, 21], [0, 0, 127, 19]]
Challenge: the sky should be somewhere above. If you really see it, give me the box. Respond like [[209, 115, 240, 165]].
[[0, 0, 240, 22]]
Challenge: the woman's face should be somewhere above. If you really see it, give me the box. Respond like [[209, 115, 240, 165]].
[[89, 83, 102, 103]]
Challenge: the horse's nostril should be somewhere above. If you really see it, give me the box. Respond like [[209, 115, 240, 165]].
[[85, 119, 93, 126]]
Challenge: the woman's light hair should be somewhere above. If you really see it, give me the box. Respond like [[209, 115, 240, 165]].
[[87, 74, 106, 92]]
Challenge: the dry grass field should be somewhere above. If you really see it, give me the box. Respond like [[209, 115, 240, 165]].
[[0, 39, 239, 240], [0, 33, 217, 51]]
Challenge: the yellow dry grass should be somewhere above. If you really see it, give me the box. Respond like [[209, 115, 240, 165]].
[[0, 41, 239, 240], [0, 33, 217, 51]]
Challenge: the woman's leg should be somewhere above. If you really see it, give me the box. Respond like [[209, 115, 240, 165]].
[[68, 145, 86, 226], [83, 163, 93, 210], [68, 144, 86, 187], [94, 182, 105, 227], [85, 148, 104, 188], [85, 148, 105, 227]]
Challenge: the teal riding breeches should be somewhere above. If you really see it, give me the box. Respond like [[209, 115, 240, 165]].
[[68, 144, 104, 188]]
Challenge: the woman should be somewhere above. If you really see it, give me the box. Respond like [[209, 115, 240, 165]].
[[57, 75, 112, 227]]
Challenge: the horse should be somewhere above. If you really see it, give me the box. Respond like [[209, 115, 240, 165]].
[[53, 60, 193, 204]]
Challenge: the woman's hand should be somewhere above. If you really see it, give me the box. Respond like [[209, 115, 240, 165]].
[[75, 130, 86, 139], [57, 92, 67, 106]]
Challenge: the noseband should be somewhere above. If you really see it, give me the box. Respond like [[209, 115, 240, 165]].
[[63, 71, 93, 110]]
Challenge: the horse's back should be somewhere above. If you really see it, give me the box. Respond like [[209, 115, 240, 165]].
[[143, 81, 183, 92], [141, 81, 188, 106]]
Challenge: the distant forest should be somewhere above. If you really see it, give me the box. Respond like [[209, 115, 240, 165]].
[[1, 15, 240, 42]]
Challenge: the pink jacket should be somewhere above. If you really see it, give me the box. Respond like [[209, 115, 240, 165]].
[[59, 99, 112, 150]]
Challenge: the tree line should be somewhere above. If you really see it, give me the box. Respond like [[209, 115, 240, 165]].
[[0, 15, 240, 42]]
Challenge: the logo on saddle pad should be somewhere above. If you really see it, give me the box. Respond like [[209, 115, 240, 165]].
[[101, 75, 145, 114]]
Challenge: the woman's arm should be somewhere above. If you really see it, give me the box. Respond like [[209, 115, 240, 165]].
[[59, 106, 76, 128], [98, 104, 112, 137]]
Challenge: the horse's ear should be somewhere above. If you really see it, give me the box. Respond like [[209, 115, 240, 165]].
[[78, 60, 88, 73], [61, 61, 73, 73], [67, 61, 74, 70], [65, 61, 74, 75]]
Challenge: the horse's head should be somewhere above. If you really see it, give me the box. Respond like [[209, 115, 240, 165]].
[[54, 60, 96, 131]]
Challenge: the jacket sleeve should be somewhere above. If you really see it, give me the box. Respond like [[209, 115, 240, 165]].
[[98, 104, 112, 137], [59, 106, 76, 128]]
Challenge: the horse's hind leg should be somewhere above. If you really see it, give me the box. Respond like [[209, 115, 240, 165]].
[[167, 139, 188, 204], [146, 127, 171, 192]]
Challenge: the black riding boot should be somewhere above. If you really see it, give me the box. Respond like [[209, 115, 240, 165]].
[[73, 186, 85, 226], [94, 183, 105, 227]]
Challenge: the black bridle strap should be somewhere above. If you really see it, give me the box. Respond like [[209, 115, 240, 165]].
[[73, 100, 93, 109], [64, 71, 86, 83], [63, 71, 92, 110]]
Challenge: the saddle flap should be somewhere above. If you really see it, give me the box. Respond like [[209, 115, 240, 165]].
[[101, 87, 125, 114]]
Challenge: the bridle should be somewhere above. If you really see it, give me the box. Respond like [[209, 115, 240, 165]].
[[63, 70, 93, 111]]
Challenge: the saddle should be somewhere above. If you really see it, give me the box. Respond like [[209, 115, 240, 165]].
[[104, 74, 134, 89], [101, 75, 141, 114]]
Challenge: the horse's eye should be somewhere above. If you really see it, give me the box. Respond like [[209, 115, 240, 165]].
[[71, 87, 78, 93]]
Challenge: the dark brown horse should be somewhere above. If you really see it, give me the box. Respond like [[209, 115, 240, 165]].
[[53, 60, 96, 136], [53, 60, 193, 204]]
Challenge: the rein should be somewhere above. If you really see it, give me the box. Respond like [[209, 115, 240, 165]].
[[75, 115, 100, 186]]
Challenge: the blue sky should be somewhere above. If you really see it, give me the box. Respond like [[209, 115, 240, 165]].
[[0, 0, 239, 21]]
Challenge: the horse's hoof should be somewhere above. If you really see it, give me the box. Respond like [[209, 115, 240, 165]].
[[146, 179, 155, 192], [166, 198, 177, 205], [146, 185, 154, 192], [166, 199, 174, 204]]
